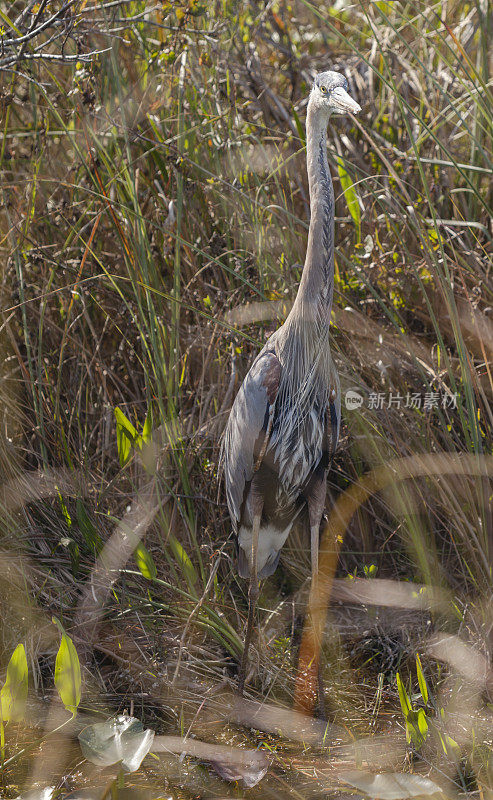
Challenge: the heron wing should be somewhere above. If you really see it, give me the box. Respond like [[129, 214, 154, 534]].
[[221, 350, 281, 527]]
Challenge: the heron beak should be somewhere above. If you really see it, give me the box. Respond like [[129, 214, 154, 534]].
[[331, 87, 361, 114]]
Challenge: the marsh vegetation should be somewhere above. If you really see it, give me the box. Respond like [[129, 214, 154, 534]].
[[0, 0, 492, 797]]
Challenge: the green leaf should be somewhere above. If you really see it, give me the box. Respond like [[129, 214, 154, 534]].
[[438, 731, 460, 758], [115, 407, 138, 467], [169, 535, 198, 591], [417, 708, 428, 738], [134, 542, 157, 580], [58, 492, 72, 528], [0, 7, 22, 35], [0, 643, 28, 723], [292, 106, 306, 144], [53, 617, 81, 715], [396, 672, 411, 717], [405, 709, 427, 748], [141, 406, 153, 444], [336, 156, 361, 239], [415, 653, 428, 704]]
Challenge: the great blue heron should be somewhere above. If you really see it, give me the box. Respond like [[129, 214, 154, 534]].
[[221, 70, 361, 694]]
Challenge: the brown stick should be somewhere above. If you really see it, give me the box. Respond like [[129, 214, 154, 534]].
[[294, 453, 493, 714]]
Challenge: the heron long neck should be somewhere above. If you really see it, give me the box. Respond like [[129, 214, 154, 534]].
[[292, 98, 334, 319], [274, 98, 336, 412]]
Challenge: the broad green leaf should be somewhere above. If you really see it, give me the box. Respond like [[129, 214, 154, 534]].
[[53, 618, 81, 715], [406, 710, 426, 747], [0, 643, 28, 723], [141, 406, 153, 444], [134, 542, 157, 581], [336, 156, 361, 239], [396, 672, 411, 716], [114, 407, 138, 466], [415, 653, 428, 704], [169, 535, 198, 590], [114, 407, 137, 440], [417, 708, 428, 738]]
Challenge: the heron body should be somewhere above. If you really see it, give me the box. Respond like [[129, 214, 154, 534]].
[[220, 70, 361, 692]]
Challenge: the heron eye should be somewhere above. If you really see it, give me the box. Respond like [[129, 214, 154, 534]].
[[320, 86, 327, 94]]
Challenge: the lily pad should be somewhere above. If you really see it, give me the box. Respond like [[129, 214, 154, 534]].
[[338, 770, 443, 799], [78, 715, 154, 772]]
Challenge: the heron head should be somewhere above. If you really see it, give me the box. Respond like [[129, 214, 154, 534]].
[[312, 70, 361, 115]]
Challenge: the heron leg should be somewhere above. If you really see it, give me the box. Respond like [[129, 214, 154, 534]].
[[310, 523, 320, 579], [308, 494, 327, 719], [238, 510, 261, 695]]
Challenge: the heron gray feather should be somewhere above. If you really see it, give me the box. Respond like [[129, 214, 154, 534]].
[[220, 348, 281, 528], [221, 69, 360, 582]]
